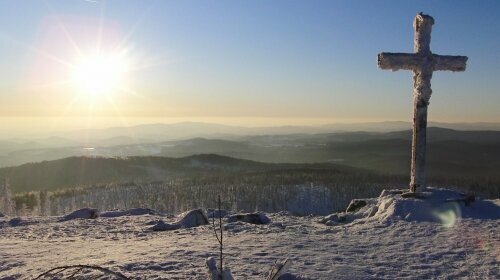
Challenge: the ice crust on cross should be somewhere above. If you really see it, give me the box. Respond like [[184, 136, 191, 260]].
[[377, 13, 467, 192]]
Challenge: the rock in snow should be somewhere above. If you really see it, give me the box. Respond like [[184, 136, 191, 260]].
[[100, 208, 159, 218], [318, 213, 346, 225], [61, 208, 99, 221], [8, 217, 22, 227], [150, 220, 181, 231], [150, 209, 209, 231], [150, 210, 273, 231], [345, 199, 367, 213], [175, 209, 209, 228], [0, 212, 4, 217], [227, 212, 271, 224]]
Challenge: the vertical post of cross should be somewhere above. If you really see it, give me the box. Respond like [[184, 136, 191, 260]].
[[377, 13, 467, 192], [410, 14, 434, 192]]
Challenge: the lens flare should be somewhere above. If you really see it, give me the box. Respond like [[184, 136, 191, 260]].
[[433, 201, 461, 228]]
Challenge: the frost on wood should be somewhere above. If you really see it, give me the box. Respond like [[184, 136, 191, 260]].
[[377, 13, 467, 192]]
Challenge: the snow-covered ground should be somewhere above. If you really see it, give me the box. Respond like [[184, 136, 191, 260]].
[[1, 188, 499, 279]]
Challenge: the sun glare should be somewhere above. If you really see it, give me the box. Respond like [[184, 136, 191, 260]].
[[72, 53, 128, 97]]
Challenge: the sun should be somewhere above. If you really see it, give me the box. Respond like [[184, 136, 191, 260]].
[[72, 52, 129, 97]]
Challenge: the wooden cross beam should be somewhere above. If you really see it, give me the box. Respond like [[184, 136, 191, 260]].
[[377, 13, 467, 192]]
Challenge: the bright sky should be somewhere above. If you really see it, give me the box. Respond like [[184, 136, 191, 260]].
[[0, 0, 499, 135]]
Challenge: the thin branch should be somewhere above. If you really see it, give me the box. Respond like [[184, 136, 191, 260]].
[[33, 264, 130, 280], [266, 260, 278, 280], [53, 267, 68, 276], [68, 267, 84, 279], [210, 193, 225, 279], [218, 194, 223, 276], [212, 213, 222, 244], [268, 259, 290, 280]]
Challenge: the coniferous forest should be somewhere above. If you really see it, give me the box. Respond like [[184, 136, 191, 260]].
[[3, 155, 498, 216]]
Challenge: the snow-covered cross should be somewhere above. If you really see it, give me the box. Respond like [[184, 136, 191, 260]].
[[377, 13, 467, 192]]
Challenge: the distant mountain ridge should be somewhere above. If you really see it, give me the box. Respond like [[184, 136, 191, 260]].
[[0, 154, 362, 193], [4, 121, 497, 144], [1, 125, 500, 198], [58, 121, 500, 142], [1, 127, 500, 173]]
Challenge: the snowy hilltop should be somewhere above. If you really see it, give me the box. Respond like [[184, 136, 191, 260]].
[[0, 187, 498, 279], [319, 187, 499, 227]]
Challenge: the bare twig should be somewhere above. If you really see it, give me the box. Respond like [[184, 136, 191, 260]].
[[212, 211, 222, 244], [33, 264, 130, 280], [267, 259, 290, 280], [211, 194, 224, 279], [218, 194, 223, 276], [266, 260, 278, 280], [68, 267, 84, 279]]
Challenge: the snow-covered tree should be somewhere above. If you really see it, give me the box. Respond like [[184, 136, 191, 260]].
[[0, 178, 14, 215]]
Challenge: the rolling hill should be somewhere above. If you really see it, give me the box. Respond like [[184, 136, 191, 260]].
[[0, 154, 366, 193], [1, 127, 499, 197]]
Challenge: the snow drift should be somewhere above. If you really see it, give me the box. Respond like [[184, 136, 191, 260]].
[[320, 187, 500, 226]]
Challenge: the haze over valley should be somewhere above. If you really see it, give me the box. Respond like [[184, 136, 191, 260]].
[[1, 122, 500, 197]]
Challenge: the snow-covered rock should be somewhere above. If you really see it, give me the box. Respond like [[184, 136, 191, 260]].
[[1, 217, 38, 227], [345, 199, 367, 213], [175, 209, 209, 228], [373, 187, 500, 224], [61, 208, 99, 221], [321, 187, 500, 226], [227, 212, 271, 224], [150, 220, 181, 231], [148, 209, 209, 231], [318, 214, 344, 226], [318, 213, 345, 224], [100, 208, 159, 218], [8, 217, 22, 227], [319, 197, 379, 226]]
